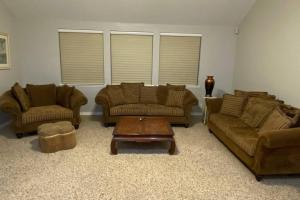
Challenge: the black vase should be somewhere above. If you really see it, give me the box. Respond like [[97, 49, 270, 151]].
[[205, 76, 215, 97]]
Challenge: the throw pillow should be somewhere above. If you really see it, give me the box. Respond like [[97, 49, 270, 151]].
[[106, 85, 126, 106], [56, 85, 74, 108], [220, 94, 246, 117], [240, 97, 279, 128], [140, 86, 158, 104], [11, 82, 31, 111], [121, 82, 144, 104], [157, 85, 168, 105], [165, 90, 186, 108], [26, 84, 57, 107], [259, 107, 295, 134]]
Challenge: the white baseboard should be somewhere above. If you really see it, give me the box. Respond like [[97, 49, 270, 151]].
[[0, 120, 12, 129], [81, 112, 203, 116]]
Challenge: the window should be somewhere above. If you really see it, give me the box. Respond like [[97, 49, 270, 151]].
[[110, 32, 153, 84], [159, 33, 201, 85], [59, 30, 104, 84]]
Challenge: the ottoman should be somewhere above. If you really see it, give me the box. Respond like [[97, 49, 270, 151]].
[[38, 121, 76, 153]]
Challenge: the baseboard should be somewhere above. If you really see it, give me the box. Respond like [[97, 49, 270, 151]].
[[80, 112, 102, 116], [0, 120, 12, 129], [81, 111, 203, 116]]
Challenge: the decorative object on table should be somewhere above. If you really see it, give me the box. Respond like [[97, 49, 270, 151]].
[[205, 76, 215, 97], [38, 121, 76, 153], [0, 32, 10, 69]]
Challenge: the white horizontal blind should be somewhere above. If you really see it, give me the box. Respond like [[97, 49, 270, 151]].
[[59, 32, 104, 84], [111, 34, 153, 84], [159, 35, 201, 85]]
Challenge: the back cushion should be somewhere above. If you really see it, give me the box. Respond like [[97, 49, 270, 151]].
[[56, 85, 74, 108], [26, 84, 56, 107], [121, 83, 143, 104], [165, 90, 186, 108], [140, 86, 158, 104], [234, 90, 276, 100], [220, 94, 246, 117], [240, 97, 279, 128], [167, 83, 186, 91], [157, 85, 168, 105]]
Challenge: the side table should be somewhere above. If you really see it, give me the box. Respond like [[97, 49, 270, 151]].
[[203, 96, 217, 124]]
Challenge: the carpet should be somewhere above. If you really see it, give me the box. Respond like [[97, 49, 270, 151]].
[[0, 116, 299, 200]]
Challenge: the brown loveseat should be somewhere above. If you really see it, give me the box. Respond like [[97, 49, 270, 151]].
[[206, 90, 300, 181], [95, 83, 198, 127], [0, 83, 87, 138]]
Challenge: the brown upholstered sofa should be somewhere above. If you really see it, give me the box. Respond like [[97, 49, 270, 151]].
[[0, 83, 87, 138], [206, 90, 300, 181], [95, 83, 198, 127]]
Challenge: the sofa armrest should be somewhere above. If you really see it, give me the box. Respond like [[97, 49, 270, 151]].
[[95, 88, 111, 115], [0, 91, 22, 115], [258, 128, 300, 149], [70, 89, 88, 109], [184, 90, 198, 106], [206, 98, 223, 114]]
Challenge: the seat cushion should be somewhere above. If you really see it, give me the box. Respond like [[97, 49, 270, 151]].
[[22, 105, 73, 125], [110, 104, 147, 116], [226, 127, 259, 157], [146, 104, 184, 116], [121, 83, 143, 104], [26, 84, 57, 106], [209, 113, 248, 133]]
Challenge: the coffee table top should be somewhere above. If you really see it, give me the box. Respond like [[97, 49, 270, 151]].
[[113, 117, 174, 136]]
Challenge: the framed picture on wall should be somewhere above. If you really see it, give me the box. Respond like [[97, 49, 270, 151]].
[[0, 33, 10, 69]]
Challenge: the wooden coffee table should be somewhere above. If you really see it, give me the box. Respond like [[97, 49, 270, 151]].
[[111, 117, 176, 155]]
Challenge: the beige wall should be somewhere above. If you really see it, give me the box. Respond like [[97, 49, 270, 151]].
[[15, 19, 238, 114], [0, 2, 19, 124], [234, 0, 300, 107]]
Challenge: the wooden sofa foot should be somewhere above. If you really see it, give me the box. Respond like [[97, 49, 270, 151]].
[[255, 175, 263, 182], [208, 129, 213, 133], [74, 124, 79, 129], [16, 133, 24, 139], [184, 123, 190, 128]]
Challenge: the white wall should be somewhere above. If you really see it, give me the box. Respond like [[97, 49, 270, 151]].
[[0, 2, 19, 124], [234, 0, 300, 107], [15, 19, 237, 114]]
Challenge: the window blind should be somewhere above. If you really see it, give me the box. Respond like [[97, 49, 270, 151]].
[[59, 32, 104, 84], [159, 35, 201, 85], [110, 34, 153, 84]]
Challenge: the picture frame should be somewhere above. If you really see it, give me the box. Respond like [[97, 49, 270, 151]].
[[0, 32, 10, 69]]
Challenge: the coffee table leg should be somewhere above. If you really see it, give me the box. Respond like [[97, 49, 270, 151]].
[[169, 139, 176, 155], [111, 139, 118, 155]]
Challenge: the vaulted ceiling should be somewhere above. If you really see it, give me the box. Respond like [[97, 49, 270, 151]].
[[2, 0, 256, 26]]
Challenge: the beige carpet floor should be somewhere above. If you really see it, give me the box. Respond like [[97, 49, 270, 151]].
[[0, 116, 300, 200]]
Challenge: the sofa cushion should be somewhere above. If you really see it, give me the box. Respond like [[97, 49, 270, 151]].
[[11, 82, 31, 111], [106, 85, 126, 106], [226, 127, 259, 157], [209, 113, 248, 133], [167, 83, 186, 91], [165, 90, 186, 108], [140, 86, 158, 104], [220, 94, 246, 117], [157, 85, 168, 105], [110, 104, 147, 116], [22, 105, 73, 125], [121, 82, 143, 104], [56, 85, 74, 108], [234, 90, 276, 100], [240, 97, 279, 128], [26, 84, 56, 107], [146, 104, 184, 116], [259, 107, 295, 133]]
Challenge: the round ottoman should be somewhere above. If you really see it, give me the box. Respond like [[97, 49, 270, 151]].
[[38, 121, 76, 153]]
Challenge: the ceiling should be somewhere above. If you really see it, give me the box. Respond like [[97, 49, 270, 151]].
[[2, 0, 256, 26]]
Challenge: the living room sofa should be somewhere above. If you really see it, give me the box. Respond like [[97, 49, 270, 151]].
[[206, 91, 300, 180], [0, 83, 87, 138], [95, 83, 198, 127]]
